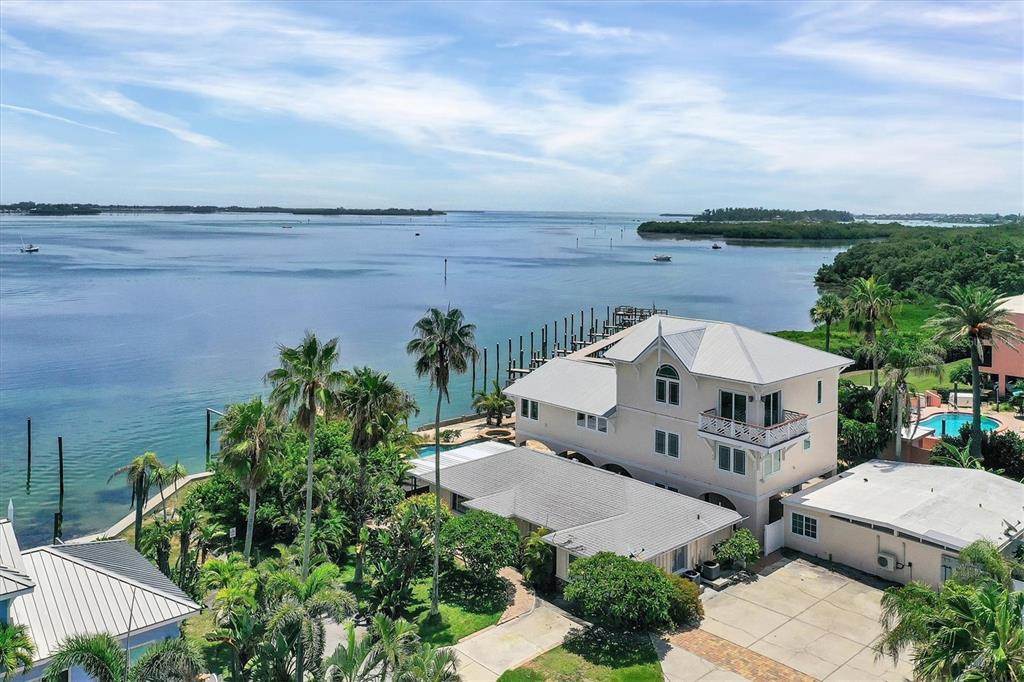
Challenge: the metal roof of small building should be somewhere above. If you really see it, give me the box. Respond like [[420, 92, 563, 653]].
[[410, 440, 515, 478], [782, 460, 1024, 550], [502, 357, 617, 416], [602, 315, 851, 385], [416, 446, 741, 560], [0, 519, 34, 598], [5, 534, 199, 663]]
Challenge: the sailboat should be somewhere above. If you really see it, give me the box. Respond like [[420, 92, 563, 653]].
[[19, 235, 39, 253]]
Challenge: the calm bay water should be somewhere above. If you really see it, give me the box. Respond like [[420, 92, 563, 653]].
[[0, 211, 847, 545]]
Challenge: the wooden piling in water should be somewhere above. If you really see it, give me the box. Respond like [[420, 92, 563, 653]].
[[495, 343, 500, 385], [519, 335, 524, 368], [471, 356, 477, 397], [482, 348, 488, 388], [26, 417, 31, 481]]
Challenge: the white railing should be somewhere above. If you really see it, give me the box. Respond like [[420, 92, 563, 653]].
[[698, 409, 808, 448]]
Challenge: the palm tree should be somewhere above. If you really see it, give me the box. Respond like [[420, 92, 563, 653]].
[[265, 331, 347, 588], [928, 286, 1024, 461], [367, 615, 418, 682], [873, 339, 943, 461], [109, 451, 166, 551], [139, 517, 175, 578], [0, 623, 35, 681], [338, 366, 417, 584], [472, 380, 513, 426], [930, 440, 985, 470], [325, 621, 377, 682], [845, 276, 897, 389], [266, 562, 356, 681], [809, 292, 845, 353], [406, 307, 478, 617], [160, 460, 189, 517], [218, 397, 285, 559], [396, 645, 462, 682], [43, 633, 202, 682]]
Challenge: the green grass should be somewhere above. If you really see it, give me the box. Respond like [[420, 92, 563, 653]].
[[844, 359, 969, 393], [182, 610, 234, 679], [408, 569, 507, 645], [500, 642, 663, 682], [772, 301, 940, 356]]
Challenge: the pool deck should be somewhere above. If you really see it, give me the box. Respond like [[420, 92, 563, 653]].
[[414, 413, 519, 445], [913, 404, 1023, 437]]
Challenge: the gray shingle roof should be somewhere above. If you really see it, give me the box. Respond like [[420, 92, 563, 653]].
[[602, 315, 851, 384], [426, 446, 741, 560]]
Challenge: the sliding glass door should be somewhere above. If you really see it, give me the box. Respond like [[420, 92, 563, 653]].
[[719, 390, 747, 423], [764, 391, 782, 426]]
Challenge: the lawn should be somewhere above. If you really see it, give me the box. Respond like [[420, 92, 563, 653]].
[[845, 359, 969, 393], [182, 610, 234, 679], [498, 629, 663, 682], [772, 301, 940, 357]]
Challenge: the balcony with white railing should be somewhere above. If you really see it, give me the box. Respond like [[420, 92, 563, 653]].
[[698, 409, 809, 449]]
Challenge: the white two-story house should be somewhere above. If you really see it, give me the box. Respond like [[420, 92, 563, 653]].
[[504, 315, 851, 544]]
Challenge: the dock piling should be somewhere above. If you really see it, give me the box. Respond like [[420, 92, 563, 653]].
[[26, 417, 32, 483]]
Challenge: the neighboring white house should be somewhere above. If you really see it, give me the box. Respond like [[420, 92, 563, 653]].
[[504, 315, 851, 544], [782, 460, 1024, 588], [1, 519, 200, 682], [411, 444, 742, 580]]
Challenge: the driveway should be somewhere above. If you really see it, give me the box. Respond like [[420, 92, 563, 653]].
[[671, 555, 915, 681], [453, 603, 577, 681]]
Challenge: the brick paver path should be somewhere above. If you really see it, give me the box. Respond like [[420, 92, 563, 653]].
[[668, 628, 816, 682], [498, 566, 535, 623]]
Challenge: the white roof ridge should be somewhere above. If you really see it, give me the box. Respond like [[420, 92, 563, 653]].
[[32, 545, 197, 609], [729, 323, 764, 384]]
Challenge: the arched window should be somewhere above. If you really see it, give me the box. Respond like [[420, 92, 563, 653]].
[[655, 365, 680, 406]]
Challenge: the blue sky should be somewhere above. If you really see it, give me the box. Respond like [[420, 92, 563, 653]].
[[0, 0, 1021, 212]]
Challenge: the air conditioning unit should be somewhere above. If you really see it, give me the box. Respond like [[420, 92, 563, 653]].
[[876, 551, 897, 572]]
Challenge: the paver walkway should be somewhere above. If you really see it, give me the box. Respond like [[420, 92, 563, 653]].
[[498, 567, 535, 623], [666, 628, 813, 682]]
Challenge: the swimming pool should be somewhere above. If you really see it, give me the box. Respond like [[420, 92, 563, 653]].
[[918, 412, 1000, 435], [416, 437, 488, 458]]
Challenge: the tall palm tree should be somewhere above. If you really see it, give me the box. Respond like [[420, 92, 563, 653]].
[[266, 562, 356, 682], [109, 451, 166, 551], [845, 276, 897, 389], [406, 307, 478, 617], [139, 517, 175, 578], [43, 633, 202, 682], [873, 339, 943, 461], [809, 292, 845, 353], [218, 397, 285, 559], [337, 366, 417, 584], [325, 621, 377, 682], [928, 286, 1024, 460], [265, 331, 346, 588], [367, 615, 418, 682], [0, 623, 35, 681], [160, 460, 189, 517]]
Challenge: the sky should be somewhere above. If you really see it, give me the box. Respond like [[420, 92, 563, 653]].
[[0, 0, 1021, 212]]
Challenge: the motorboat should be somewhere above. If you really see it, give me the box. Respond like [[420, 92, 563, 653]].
[[712, 243, 722, 250], [653, 254, 671, 262]]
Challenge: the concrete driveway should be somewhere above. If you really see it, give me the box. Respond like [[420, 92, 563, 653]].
[[454, 603, 577, 681], [692, 556, 915, 681]]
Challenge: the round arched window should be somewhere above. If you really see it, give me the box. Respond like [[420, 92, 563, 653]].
[[655, 365, 680, 405]]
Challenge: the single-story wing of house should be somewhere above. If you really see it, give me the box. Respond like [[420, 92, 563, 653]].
[[411, 443, 743, 580], [782, 460, 1024, 588], [1, 519, 201, 681]]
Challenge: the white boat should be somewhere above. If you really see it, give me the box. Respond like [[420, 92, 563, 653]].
[[653, 254, 671, 262], [20, 244, 39, 253]]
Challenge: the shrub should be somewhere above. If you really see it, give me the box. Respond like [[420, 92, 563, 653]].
[[667, 574, 703, 625], [943, 428, 1024, 480], [563, 552, 672, 630], [949, 362, 973, 385], [439, 429, 461, 443], [521, 527, 556, 594], [440, 510, 521, 578], [838, 416, 880, 464], [714, 529, 761, 569]]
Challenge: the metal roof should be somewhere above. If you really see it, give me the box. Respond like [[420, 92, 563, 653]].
[[7, 537, 199, 663], [782, 460, 1024, 550], [416, 446, 741, 560], [0, 519, 34, 598], [602, 315, 852, 385], [1003, 293, 1024, 315], [503, 358, 617, 416], [410, 440, 515, 478]]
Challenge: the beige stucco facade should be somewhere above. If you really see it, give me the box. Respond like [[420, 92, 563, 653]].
[[510, 344, 844, 542], [783, 506, 961, 589]]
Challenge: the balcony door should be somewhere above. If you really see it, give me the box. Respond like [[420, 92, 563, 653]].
[[719, 390, 746, 423], [763, 391, 782, 426]]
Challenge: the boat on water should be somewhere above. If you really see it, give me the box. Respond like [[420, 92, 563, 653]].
[[712, 243, 722, 250], [281, 225, 293, 229], [20, 244, 40, 253], [653, 254, 671, 262]]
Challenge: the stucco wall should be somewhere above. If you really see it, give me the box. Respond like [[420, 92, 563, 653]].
[[782, 506, 956, 588]]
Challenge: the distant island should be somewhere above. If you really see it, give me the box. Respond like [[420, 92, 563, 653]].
[[638, 220, 905, 240], [855, 212, 1021, 224], [0, 202, 445, 216], [689, 207, 855, 223]]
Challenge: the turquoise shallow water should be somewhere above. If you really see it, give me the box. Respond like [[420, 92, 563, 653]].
[[918, 413, 1000, 434], [0, 211, 846, 545]]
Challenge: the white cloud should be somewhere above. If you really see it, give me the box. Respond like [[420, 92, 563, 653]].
[[68, 90, 225, 148], [541, 19, 635, 40], [0, 103, 118, 134]]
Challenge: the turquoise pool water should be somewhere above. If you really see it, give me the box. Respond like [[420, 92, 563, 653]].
[[918, 413, 999, 435], [416, 437, 488, 458]]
